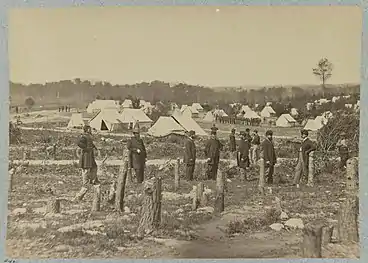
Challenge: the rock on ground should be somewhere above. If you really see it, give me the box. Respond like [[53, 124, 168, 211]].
[[269, 223, 284, 231], [284, 218, 304, 229]]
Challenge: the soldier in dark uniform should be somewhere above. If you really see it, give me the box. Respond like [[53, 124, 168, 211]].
[[336, 132, 349, 170], [73, 124, 99, 201], [293, 129, 316, 185], [237, 131, 251, 180], [251, 129, 261, 164], [184, 130, 196, 181], [261, 130, 277, 185], [229, 128, 236, 159], [204, 127, 223, 180], [127, 125, 147, 183]]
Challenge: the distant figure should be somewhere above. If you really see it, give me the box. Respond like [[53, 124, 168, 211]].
[[261, 130, 277, 185], [229, 128, 237, 159], [336, 132, 349, 170], [184, 130, 196, 181], [61, 106, 65, 112], [204, 126, 223, 180], [58, 107, 61, 112], [237, 131, 251, 180], [127, 125, 147, 183], [73, 124, 99, 202], [293, 129, 316, 185], [251, 130, 261, 164], [15, 106, 19, 114]]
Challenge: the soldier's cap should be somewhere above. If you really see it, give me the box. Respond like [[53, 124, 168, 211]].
[[189, 130, 196, 136], [231, 128, 236, 132], [245, 128, 250, 132], [265, 130, 273, 136], [301, 129, 308, 136]]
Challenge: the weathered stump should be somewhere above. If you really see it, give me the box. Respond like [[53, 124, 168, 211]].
[[108, 181, 116, 203], [191, 185, 198, 210], [197, 182, 204, 202], [9, 168, 15, 192], [258, 158, 265, 195], [302, 224, 323, 258], [307, 151, 315, 187], [115, 159, 129, 212], [214, 170, 225, 213], [91, 185, 101, 212], [46, 198, 61, 214], [174, 158, 180, 191], [337, 194, 359, 244], [346, 158, 358, 190], [137, 176, 162, 236], [321, 225, 334, 246]]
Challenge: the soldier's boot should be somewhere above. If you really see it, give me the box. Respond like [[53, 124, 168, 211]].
[[72, 187, 88, 202]]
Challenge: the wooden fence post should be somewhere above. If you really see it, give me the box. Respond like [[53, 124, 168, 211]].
[[258, 158, 265, 195], [115, 150, 129, 212], [137, 176, 162, 236], [174, 158, 180, 191], [337, 194, 359, 244], [214, 170, 225, 213], [346, 158, 358, 191], [302, 224, 323, 258], [307, 151, 315, 187]]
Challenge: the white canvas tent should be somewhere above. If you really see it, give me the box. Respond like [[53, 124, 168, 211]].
[[121, 99, 133, 108], [120, 108, 153, 129], [260, 106, 276, 118], [171, 113, 207, 136], [147, 116, 186, 137], [213, 109, 228, 117], [304, 119, 323, 131], [243, 110, 261, 120], [86, 99, 119, 114], [192, 103, 204, 112], [67, 113, 85, 129], [240, 105, 252, 113], [203, 111, 215, 123], [315, 115, 328, 126], [276, 113, 297, 127], [89, 109, 125, 131]]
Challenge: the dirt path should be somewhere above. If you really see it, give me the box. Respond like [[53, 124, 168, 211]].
[[175, 216, 302, 258]]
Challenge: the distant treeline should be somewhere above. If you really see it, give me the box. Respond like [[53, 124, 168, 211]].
[[9, 79, 360, 111]]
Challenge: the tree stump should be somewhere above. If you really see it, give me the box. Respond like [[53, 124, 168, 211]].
[[321, 225, 334, 246], [214, 170, 225, 213], [258, 158, 265, 195], [191, 185, 198, 210], [46, 198, 61, 214], [201, 191, 209, 206], [346, 158, 358, 191], [307, 151, 315, 187], [9, 168, 15, 192], [108, 181, 116, 203], [301, 224, 323, 258], [197, 182, 204, 202], [137, 176, 162, 236], [174, 158, 180, 191], [337, 194, 359, 244], [91, 185, 101, 212], [115, 156, 129, 212]]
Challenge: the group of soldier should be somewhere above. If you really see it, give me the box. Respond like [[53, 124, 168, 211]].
[[72, 122, 351, 201]]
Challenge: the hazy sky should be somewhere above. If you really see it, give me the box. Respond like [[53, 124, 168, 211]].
[[8, 6, 362, 87]]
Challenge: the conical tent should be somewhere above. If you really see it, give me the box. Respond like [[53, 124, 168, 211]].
[[147, 116, 186, 137], [67, 113, 85, 129], [203, 111, 215, 123], [304, 119, 323, 131]]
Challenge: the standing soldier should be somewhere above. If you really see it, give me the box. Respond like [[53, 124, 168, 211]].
[[184, 130, 196, 181], [73, 124, 99, 201], [127, 125, 147, 183], [293, 129, 316, 185], [229, 128, 237, 159], [204, 126, 223, 180], [251, 130, 261, 164], [336, 132, 349, 170], [261, 130, 277, 185], [237, 131, 251, 180]]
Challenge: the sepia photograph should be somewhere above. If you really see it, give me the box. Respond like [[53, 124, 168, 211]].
[[6, 5, 361, 259]]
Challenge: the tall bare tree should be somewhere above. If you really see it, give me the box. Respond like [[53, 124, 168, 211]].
[[313, 58, 333, 97]]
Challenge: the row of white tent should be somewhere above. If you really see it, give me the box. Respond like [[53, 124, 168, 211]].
[[67, 108, 153, 131], [86, 99, 154, 115]]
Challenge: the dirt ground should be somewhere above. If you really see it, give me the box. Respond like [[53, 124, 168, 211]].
[[5, 160, 359, 259]]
